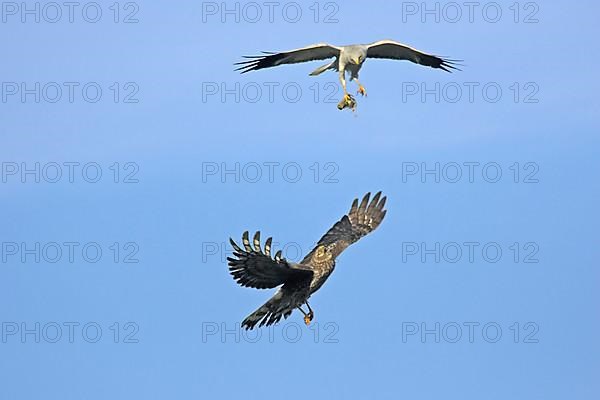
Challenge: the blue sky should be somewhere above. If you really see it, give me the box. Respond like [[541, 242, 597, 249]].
[[1, 1, 599, 398]]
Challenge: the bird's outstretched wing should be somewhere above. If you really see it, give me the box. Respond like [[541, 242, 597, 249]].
[[228, 231, 313, 289], [302, 192, 387, 263], [366, 40, 461, 72], [235, 43, 342, 73]]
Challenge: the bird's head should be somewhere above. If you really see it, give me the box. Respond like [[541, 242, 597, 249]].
[[313, 245, 332, 262], [316, 245, 326, 257], [352, 55, 364, 65]]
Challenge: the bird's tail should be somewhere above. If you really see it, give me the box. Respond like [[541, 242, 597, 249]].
[[309, 60, 337, 76], [242, 290, 295, 330]]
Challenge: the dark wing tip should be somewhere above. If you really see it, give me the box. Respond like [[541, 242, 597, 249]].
[[234, 60, 257, 66], [274, 249, 283, 261], [359, 192, 371, 210], [235, 63, 259, 74], [229, 237, 243, 253], [234, 51, 280, 73], [437, 57, 463, 73], [372, 191, 382, 202], [233, 56, 262, 73], [378, 196, 387, 210], [380, 209, 387, 220]]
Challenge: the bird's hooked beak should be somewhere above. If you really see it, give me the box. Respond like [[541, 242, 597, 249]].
[[353, 57, 362, 64]]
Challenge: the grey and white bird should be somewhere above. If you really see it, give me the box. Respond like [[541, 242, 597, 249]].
[[235, 39, 461, 110]]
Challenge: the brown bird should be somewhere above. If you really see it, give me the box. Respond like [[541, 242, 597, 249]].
[[227, 192, 387, 329]]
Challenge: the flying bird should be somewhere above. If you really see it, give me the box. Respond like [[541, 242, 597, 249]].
[[235, 39, 461, 110], [228, 192, 387, 329]]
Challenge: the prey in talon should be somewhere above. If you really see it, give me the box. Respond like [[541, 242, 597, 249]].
[[337, 93, 357, 111]]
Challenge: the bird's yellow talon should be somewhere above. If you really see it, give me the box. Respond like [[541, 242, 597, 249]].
[[303, 311, 314, 326], [357, 85, 367, 97]]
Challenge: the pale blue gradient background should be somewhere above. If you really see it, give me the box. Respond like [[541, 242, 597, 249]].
[[1, 1, 599, 399]]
